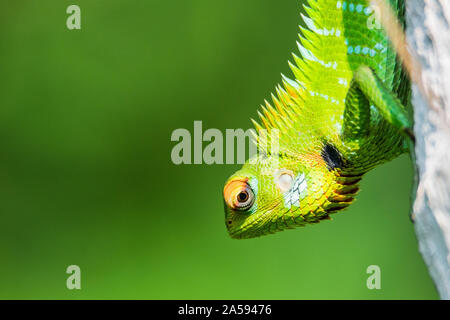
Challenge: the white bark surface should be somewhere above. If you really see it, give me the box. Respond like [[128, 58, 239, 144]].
[[406, 0, 450, 300]]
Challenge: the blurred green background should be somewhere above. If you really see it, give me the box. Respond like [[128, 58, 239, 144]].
[[0, 0, 437, 299]]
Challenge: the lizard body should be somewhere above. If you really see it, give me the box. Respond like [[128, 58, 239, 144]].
[[223, 0, 412, 239]]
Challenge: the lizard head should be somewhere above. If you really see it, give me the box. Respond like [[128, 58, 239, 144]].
[[223, 145, 358, 239]]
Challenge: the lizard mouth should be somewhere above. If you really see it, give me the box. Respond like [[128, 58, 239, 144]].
[[227, 225, 252, 239]]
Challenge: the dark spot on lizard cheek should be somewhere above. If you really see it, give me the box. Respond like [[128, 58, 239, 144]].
[[321, 143, 344, 171]]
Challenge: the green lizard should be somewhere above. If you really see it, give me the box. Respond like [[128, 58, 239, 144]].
[[223, 0, 414, 239]]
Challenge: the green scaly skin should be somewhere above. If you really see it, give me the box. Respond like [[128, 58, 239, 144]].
[[223, 0, 412, 239]]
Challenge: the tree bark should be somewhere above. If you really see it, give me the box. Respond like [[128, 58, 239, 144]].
[[406, 0, 450, 300]]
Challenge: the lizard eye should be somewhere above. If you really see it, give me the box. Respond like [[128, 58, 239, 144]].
[[224, 179, 255, 211]]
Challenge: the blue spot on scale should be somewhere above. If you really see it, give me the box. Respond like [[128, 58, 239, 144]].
[[347, 46, 354, 54], [356, 4, 363, 13], [349, 3, 355, 12], [355, 45, 361, 54]]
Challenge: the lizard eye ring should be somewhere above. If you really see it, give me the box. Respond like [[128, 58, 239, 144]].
[[224, 179, 255, 211]]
